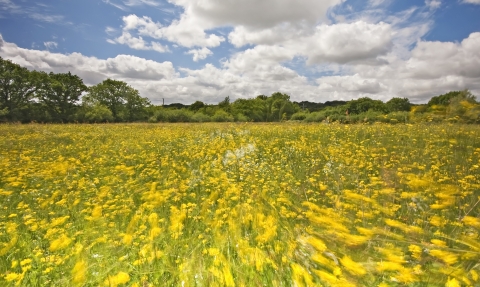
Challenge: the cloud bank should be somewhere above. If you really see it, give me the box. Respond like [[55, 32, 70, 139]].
[[1, 0, 480, 104]]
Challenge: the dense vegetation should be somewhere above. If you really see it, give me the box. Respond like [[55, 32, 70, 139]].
[[1, 56, 479, 124], [1, 123, 479, 286]]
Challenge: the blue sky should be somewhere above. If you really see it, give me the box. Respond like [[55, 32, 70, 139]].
[[1, 0, 479, 104]]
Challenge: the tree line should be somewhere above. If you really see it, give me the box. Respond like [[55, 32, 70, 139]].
[[1, 56, 479, 124]]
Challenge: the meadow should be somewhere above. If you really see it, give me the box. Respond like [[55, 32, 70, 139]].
[[0, 123, 479, 287]]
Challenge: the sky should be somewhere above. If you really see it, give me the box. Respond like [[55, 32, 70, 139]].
[[0, 0, 479, 105]]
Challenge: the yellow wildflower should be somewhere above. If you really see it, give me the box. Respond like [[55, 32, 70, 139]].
[[72, 259, 87, 286], [49, 234, 72, 251], [445, 277, 461, 287], [340, 255, 366, 276], [104, 271, 130, 287]]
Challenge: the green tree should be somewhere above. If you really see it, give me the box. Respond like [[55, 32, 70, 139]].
[[37, 72, 87, 122], [86, 79, 149, 122], [189, 100, 205, 111], [218, 96, 231, 112], [386, 97, 411, 112], [346, 97, 387, 114], [0, 57, 37, 121], [428, 91, 462, 106]]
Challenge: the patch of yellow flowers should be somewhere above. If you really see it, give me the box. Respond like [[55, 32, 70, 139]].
[[0, 123, 479, 286]]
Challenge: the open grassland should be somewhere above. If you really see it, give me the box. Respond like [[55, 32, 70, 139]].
[[0, 123, 479, 287]]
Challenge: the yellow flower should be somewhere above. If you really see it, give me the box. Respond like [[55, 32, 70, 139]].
[[20, 258, 32, 266], [429, 250, 458, 265], [49, 234, 72, 251], [340, 255, 366, 276], [445, 277, 461, 287], [72, 259, 87, 286], [104, 271, 130, 287], [306, 236, 327, 252], [91, 205, 103, 219], [122, 234, 133, 245], [431, 239, 447, 247], [462, 216, 480, 228], [408, 245, 422, 260], [5, 272, 22, 282]]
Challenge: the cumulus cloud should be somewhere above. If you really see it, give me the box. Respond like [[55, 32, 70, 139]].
[[297, 21, 393, 64], [2, 1, 480, 108], [186, 47, 212, 62], [111, 14, 224, 49], [0, 35, 176, 85], [110, 30, 170, 53], [168, 0, 342, 28], [319, 32, 480, 102], [462, 0, 480, 4]]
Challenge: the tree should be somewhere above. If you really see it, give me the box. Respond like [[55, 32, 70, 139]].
[[218, 96, 231, 112], [86, 79, 149, 122], [428, 91, 462, 106], [0, 57, 37, 121], [37, 72, 87, 122], [386, 97, 411, 112], [124, 89, 151, 121], [346, 97, 387, 114], [189, 100, 205, 111]]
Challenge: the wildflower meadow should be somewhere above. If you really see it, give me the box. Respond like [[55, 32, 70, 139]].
[[0, 123, 479, 287]]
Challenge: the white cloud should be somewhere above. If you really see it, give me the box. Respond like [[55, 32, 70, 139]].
[[318, 32, 480, 102], [462, 0, 480, 4], [43, 41, 58, 50], [0, 0, 65, 23], [123, 0, 160, 6], [114, 14, 224, 49], [102, 0, 127, 11], [105, 26, 117, 35], [425, 0, 441, 9], [109, 30, 170, 53], [110, 0, 343, 49], [228, 23, 310, 48], [369, 0, 387, 7], [298, 21, 393, 64], [0, 35, 176, 85], [167, 0, 342, 28], [2, 0, 480, 107], [186, 47, 212, 61]]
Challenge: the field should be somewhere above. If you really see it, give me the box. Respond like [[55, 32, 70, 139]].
[[0, 123, 479, 287]]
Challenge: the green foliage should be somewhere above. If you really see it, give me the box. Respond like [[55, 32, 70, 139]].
[[346, 97, 387, 114], [189, 100, 205, 111], [153, 108, 195, 122], [191, 112, 211, 122], [386, 97, 411, 112], [428, 91, 461, 106], [290, 111, 309, 121], [36, 72, 88, 122], [0, 57, 38, 121], [212, 109, 234, 122], [83, 104, 114, 123], [86, 79, 149, 122]]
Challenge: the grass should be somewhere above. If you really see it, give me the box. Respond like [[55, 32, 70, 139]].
[[0, 122, 479, 286]]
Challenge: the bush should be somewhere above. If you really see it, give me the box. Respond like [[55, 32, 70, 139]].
[[154, 109, 195, 122], [212, 110, 234, 122], [304, 112, 326, 122], [290, 112, 308, 121], [192, 112, 212, 123], [234, 113, 249, 122]]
